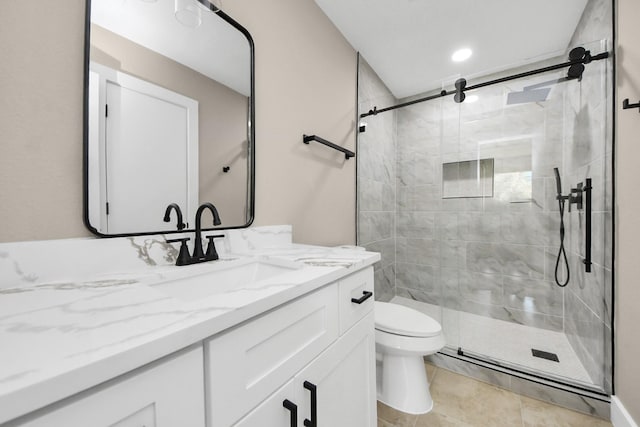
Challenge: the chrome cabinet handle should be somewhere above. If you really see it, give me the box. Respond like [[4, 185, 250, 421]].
[[303, 381, 317, 427], [351, 290, 373, 304], [283, 399, 298, 427]]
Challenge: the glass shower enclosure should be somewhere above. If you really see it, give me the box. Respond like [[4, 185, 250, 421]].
[[357, 39, 613, 395]]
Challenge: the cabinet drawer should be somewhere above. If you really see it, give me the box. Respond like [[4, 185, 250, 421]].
[[206, 283, 339, 427], [338, 267, 374, 335], [9, 346, 205, 427]]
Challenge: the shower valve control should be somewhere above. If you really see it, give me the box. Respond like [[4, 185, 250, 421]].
[[568, 183, 584, 212]]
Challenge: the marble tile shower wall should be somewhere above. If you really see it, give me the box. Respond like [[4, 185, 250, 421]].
[[394, 87, 567, 335], [562, 0, 613, 392], [357, 58, 397, 302]]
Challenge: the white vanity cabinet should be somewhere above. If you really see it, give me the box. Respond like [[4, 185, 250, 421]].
[[2, 266, 376, 427], [233, 313, 376, 427], [208, 267, 376, 427], [292, 312, 376, 427], [8, 346, 206, 427]]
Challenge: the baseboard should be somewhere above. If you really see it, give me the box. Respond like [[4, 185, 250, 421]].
[[612, 396, 639, 427]]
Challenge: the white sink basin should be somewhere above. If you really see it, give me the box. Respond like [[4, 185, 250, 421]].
[[151, 258, 302, 301]]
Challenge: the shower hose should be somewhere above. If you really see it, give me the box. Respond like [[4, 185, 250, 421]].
[[555, 196, 570, 287]]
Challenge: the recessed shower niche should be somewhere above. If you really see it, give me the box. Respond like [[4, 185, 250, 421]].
[[442, 158, 494, 199], [441, 150, 534, 203]]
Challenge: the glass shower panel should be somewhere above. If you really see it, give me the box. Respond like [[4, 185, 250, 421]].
[[448, 41, 612, 393], [560, 39, 613, 393], [451, 72, 568, 380], [394, 96, 447, 330], [437, 94, 463, 352]]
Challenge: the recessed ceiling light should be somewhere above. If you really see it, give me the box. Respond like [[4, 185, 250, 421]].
[[466, 95, 479, 103], [452, 48, 472, 62]]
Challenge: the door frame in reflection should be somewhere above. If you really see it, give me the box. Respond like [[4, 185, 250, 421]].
[[88, 62, 199, 234]]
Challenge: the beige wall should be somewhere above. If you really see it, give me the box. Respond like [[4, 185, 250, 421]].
[[224, 0, 357, 245], [0, 2, 88, 242], [0, 0, 356, 245], [615, 0, 640, 421]]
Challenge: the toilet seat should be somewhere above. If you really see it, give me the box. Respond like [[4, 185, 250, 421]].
[[374, 301, 441, 337]]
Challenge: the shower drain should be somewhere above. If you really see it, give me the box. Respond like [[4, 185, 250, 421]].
[[531, 348, 560, 362]]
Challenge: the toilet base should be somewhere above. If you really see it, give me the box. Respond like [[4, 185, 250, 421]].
[[376, 353, 433, 414]]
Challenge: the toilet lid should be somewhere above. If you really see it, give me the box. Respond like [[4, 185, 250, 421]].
[[374, 302, 442, 337]]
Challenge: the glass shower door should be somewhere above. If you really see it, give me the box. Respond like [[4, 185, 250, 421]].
[[448, 42, 612, 393]]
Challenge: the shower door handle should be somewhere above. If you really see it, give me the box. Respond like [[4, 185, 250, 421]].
[[583, 178, 592, 273], [303, 381, 317, 427]]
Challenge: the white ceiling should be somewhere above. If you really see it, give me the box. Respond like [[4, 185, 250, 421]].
[[91, 0, 251, 96], [314, 0, 589, 98]]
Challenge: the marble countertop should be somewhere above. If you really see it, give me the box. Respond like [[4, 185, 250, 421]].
[[0, 239, 379, 424]]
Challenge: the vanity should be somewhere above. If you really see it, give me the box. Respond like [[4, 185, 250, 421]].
[[0, 226, 380, 426], [0, 1, 378, 424]]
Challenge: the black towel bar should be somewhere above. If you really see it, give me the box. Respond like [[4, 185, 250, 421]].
[[303, 134, 355, 160], [623, 98, 640, 112]]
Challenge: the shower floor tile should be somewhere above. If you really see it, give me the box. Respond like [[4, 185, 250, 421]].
[[391, 296, 594, 386]]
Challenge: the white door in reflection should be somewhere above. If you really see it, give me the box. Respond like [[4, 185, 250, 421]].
[[105, 83, 189, 233], [88, 63, 199, 234]]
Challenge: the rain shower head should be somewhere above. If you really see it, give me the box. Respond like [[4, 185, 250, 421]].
[[506, 87, 551, 105], [507, 47, 592, 106]]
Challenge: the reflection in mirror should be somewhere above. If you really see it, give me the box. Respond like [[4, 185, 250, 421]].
[[85, 0, 254, 236]]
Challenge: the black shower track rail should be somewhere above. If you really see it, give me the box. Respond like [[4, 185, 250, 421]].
[[360, 49, 610, 118]]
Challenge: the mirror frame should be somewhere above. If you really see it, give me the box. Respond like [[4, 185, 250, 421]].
[[82, 0, 255, 237]]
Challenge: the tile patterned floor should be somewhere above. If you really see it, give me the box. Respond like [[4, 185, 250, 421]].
[[377, 364, 612, 427]]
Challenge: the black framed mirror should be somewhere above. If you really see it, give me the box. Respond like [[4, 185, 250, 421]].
[[83, 0, 254, 237]]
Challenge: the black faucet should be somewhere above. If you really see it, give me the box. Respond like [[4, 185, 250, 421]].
[[192, 203, 222, 261], [166, 202, 223, 266], [163, 203, 186, 230]]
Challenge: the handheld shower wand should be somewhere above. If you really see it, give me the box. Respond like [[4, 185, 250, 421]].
[[554, 168, 562, 198]]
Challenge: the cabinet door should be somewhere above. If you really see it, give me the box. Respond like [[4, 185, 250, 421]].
[[9, 346, 205, 427], [232, 379, 297, 427], [206, 284, 339, 427], [295, 313, 376, 427]]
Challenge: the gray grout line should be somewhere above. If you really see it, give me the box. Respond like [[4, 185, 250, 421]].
[[519, 392, 526, 427]]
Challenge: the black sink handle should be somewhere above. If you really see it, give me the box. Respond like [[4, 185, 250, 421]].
[[166, 237, 191, 266]]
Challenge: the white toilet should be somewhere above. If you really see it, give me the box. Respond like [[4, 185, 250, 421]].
[[374, 301, 445, 414]]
